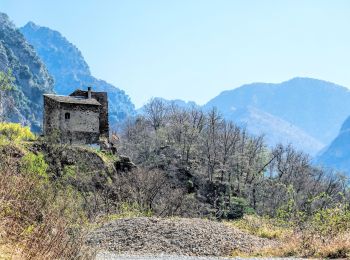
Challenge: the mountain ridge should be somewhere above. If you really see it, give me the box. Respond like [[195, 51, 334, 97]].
[[205, 77, 350, 147]]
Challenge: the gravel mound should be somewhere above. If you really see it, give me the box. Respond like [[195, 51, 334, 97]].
[[96, 252, 295, 260], [87, 217, 278, 257]]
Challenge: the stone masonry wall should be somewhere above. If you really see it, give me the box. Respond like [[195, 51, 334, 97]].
[[43, 96, 60, 135], [44, 96, 101, 144], [59, 102, 100, 144], [70, 90, 109, 138]]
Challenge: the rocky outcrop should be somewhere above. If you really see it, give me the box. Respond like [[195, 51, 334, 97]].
[[20, 22, 136, 128], [115, 155, 136, 172], [0, 13, 54, 131], [29, 142, 120, 191]]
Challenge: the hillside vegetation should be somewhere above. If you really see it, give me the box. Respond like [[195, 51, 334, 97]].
[[0, 98, 349, 258], [122, 99, 348, 218], [117, 99, 350, 258], [0, 123, 88, 259]]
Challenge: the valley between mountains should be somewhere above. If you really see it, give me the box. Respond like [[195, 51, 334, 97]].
[[0, 11, 350, 260]]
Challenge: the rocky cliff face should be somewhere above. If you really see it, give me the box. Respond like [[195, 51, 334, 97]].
[[20, 22, 135, 129], [0, 13, 54, 131]]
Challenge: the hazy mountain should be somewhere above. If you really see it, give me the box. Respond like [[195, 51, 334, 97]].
[[225, 107, 324, 155], [137, 97, 199, 114], [20, 22, 135, 128], [0, 13, 54, 131], [315, 116, 350, 175], [205, 78, 350, 152], [163, 99, 199, 109]]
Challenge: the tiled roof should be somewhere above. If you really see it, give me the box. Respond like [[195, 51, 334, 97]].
[[70, 89, 107, 94], [44, 94, 101, 106]]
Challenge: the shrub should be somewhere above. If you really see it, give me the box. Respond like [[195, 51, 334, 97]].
[[308, 205, 350, 237], [21, 152, 49, 181], [221, 197, 254, 220], [0, 69, 14, 91], [0, 123, 36, 142], [239, 207, 350, 258], [0, 145, 90, 259]]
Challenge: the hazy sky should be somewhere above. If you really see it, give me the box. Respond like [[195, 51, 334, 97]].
[[1, 0, 350, 107]]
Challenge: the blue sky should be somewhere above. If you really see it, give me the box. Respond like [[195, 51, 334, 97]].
[[1, 0, 350, 107]]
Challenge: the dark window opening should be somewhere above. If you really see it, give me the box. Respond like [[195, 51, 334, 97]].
[[65, 112, 70, 120]]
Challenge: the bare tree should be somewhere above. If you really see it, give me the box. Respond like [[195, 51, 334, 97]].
[[203, 108, 223, 181], [144, 98, 168, 131], [118, 99, 348, 219]]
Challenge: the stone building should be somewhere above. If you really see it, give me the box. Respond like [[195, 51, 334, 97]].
[[43, 87, 109, 144]]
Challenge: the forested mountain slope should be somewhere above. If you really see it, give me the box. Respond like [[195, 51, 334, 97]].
[[0, 13, 54, 131]]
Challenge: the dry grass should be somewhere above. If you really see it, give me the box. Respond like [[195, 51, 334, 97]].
[[0, 244, 22, 259], [0, 145, 92, 259], [96, 202, 152, 222], [229, 214, 350, 259], [225, 215, 292, 240], [256, 231, 350, 258]]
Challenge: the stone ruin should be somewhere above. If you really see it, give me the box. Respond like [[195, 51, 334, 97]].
[[43, 87, 109, 146]]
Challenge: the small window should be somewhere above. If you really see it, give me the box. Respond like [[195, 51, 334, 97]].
[[65, 112, 70, 120]]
